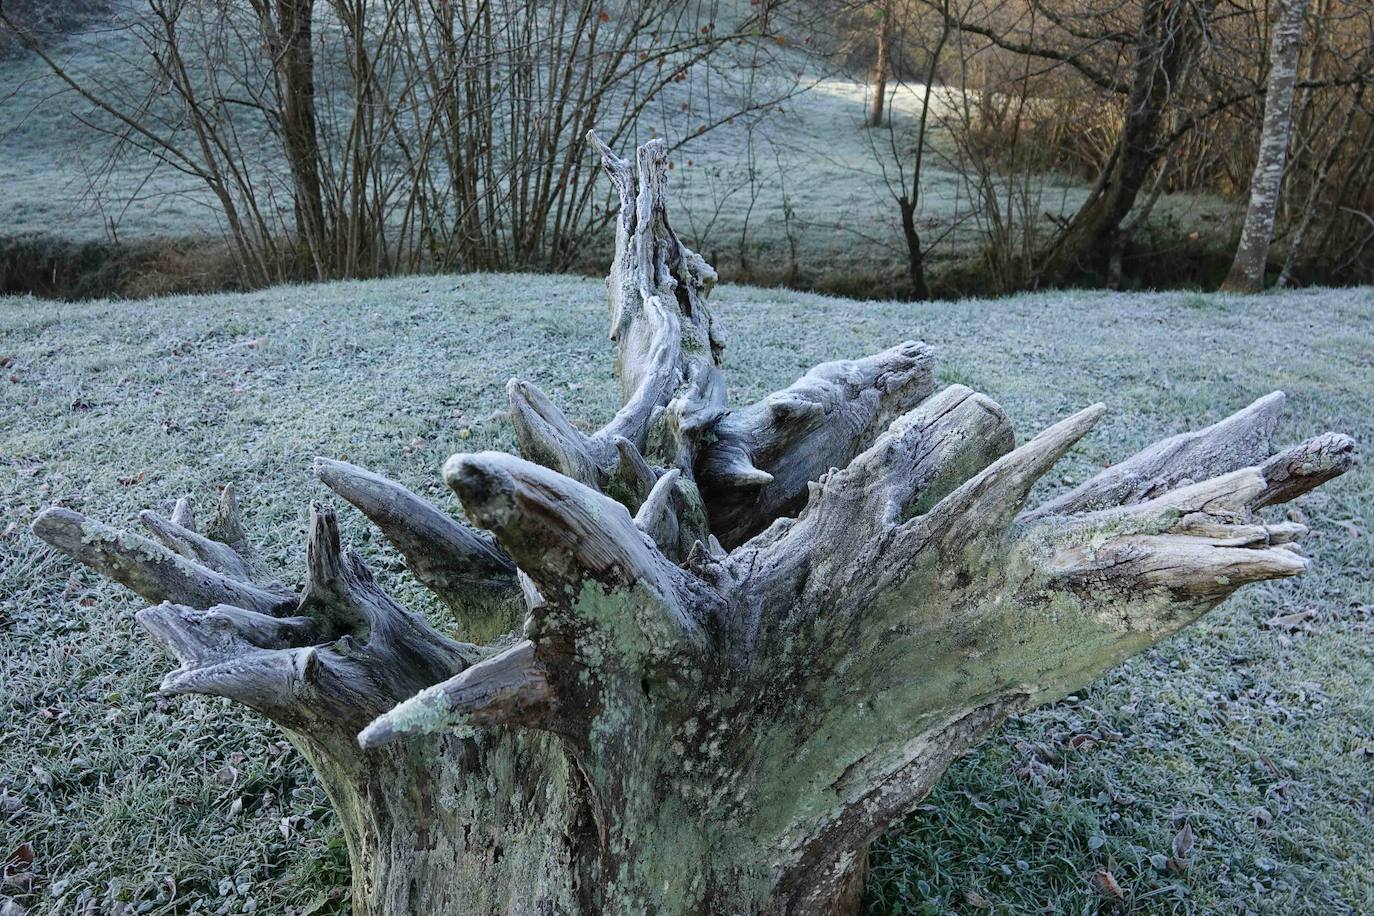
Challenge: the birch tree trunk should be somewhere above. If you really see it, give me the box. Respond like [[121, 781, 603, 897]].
[[31, 135, 1355, 915], [1221, 0, 1310, 293]]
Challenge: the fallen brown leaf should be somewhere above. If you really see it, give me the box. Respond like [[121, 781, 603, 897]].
[[963, 888, 992, 908], [1088, 869, 1124, 899], [2, 843, 33, 873], [1262, 609, 1316, 632], [1172, 822, 1194, 861]]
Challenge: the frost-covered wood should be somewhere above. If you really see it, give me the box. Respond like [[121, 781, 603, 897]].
[[1222, 0, 1310, 293], [31, 134, 1357, 915]]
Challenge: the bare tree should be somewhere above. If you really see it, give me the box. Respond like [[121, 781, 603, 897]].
[[1222, 0, 1310, 292], [869, 0, 954, 298], [30, 136, 1356, 914], [1035, 0, 1217, 283], [0, 0, 796, 284]]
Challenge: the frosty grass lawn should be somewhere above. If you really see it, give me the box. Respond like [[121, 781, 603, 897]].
[[2, 277, 1372, 914]]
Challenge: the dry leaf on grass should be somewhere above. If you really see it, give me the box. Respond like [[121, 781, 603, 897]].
[[1088, 869, 1124, 898]]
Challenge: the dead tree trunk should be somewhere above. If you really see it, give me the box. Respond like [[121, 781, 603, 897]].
[[32, 135, 1356, 914], [1221, 0, 1310, 293]]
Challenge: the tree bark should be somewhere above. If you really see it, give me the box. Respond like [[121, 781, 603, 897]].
[[258, 0, 329, 277], [1037, 0, 1213, 285], [898, 194, 932, 300], [868, 1, 892, 128], [1221, 0, 1310, 293], [31, 135, 1356, 914]]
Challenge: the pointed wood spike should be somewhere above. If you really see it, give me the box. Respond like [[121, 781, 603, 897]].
[[140, 509, 255, 581], [703, 441, 775, 489], [1254, 432, 1357, 508], [609, 436, 659, 509], [1023, 391, 1287, 521], [917, 403, 1106, 543], [517, 570, 544, 612], [171, 496, 196, 531], [802, 385, 1015, 534], [206, 483, 249, 551], [634, 468, 682, 555], [138, 601, 262, 671], [313, 457, 516, 602], [444, 451, 676, 597], [358, 640, 553, 748], [587, 129, 634, 209], [698, 340, 936, 547], [32, 508, 293, 614], [506, 378, 602, 486], [305, 501, 346, 600]]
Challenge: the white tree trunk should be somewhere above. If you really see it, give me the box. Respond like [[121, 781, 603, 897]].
[[1222, 0, 1310, 293], [31, 135, 1356, 914]]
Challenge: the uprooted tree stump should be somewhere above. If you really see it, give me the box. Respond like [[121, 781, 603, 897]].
[[33, 134, 1357, 915]]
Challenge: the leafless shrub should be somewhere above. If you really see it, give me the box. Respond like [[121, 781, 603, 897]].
[[1, 0, 799, 286]]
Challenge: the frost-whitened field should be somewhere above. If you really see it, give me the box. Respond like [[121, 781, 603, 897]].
[[2, 277, 1371, 914], [0, 7, 1233, 295]]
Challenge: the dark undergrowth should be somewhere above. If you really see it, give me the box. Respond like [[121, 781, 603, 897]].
[[0, 225, 1322, 305], [0, 236, 245, 302]]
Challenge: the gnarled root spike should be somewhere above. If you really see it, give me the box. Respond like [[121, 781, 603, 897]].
[[1254, 432, 1357, 508], [444, 452, 679, 599], [608, 436, 660, 511], [904, 403, 1107, 552], [1030, 431, 1357, 608], [699, 340, 936, 547], [170, 496, 196, 530], [32, 508, 295, 614], [139, 508, 259, 582], [358, 640, 553, 749], [204, 484, 253, 559], [137, 602, 318, 715], [506, 378, 605, 487], [809, 385, 1015, 530], [635, 469, 684, 554], [314, 457, 517, 605], [1023, 391, 1286, 521], [444, 451, 707, 652], [130, 501, 489, 740], [297, 502, 483, 668]]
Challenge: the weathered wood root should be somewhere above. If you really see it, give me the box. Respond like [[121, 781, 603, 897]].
[[28, 134, 1359, 916], [32, 488, 294, 615], [33, 490, 484, 736]]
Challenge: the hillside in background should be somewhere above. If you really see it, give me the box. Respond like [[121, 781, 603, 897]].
[[2, 275, 1371, 914], [0, 0, 114, 58], [0, 1, 1235, 300]]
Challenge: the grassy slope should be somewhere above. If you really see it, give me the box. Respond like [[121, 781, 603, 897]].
[[1, 278, 1371, 915], [0, 8, 1232, 295]]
